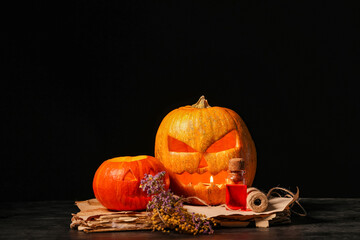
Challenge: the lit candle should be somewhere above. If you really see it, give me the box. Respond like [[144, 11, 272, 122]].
[[194, 176, 224, 205]]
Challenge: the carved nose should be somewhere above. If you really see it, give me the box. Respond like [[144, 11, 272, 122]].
[[198, 156, 208, 168]]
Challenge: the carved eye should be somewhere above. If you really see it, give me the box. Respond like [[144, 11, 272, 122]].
[[206, 130, 237, 153], [123, 169, 137, 181], [168, 136, 197, 152]]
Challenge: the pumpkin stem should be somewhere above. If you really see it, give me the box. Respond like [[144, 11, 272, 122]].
[[192, 96, 211, 109]]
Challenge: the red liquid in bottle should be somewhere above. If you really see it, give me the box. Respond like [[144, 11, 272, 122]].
[[226, 184, 247, 210]]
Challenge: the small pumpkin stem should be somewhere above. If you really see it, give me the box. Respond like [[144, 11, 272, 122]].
[[192, 96, 211, 109]]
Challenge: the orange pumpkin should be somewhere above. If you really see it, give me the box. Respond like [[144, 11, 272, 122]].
[[155, 96, 256, 205], [93, 155, 170, 210]]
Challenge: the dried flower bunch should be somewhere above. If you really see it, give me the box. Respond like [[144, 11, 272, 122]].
[[140, 171, 216, 235]]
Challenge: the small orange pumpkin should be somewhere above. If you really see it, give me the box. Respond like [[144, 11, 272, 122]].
[[93, 155, 170, 210], [155, 96, 256, 205]]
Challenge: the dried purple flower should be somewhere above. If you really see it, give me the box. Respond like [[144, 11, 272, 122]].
[[139, 171, 216, 235]]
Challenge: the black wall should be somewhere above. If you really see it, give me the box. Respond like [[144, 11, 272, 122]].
[[3, 1, 359, 201]]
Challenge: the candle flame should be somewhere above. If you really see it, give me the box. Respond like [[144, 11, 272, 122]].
[[210, 176, 214, 183]]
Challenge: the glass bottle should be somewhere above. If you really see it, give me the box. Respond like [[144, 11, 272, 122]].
[[226, 158, 247, 210]]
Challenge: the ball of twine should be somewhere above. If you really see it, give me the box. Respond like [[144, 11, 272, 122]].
[[246, 187, 269, 212]]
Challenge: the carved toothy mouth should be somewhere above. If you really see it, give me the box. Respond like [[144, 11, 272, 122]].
[[174, 170, 228, 186]]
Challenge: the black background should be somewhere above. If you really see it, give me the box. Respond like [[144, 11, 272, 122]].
[[2, 1, 359, 201]]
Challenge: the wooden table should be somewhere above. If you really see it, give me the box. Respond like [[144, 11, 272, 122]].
[[1, 198, 359, 239]]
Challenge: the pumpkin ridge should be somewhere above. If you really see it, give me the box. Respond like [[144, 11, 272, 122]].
[[208, 107, 223, 149], [137, 158, 143, 180], [223, 108, 241, 132]]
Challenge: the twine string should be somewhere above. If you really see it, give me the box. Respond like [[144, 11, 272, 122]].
[[267, 187, 307, 217], [183, 187, 307, 216]]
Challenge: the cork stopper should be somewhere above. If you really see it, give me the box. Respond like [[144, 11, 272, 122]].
[[228, 158, 245, 171]]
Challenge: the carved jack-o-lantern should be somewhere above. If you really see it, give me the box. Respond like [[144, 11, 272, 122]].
[[155, 96, 256, 205], [93, 155, 170, 210]]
